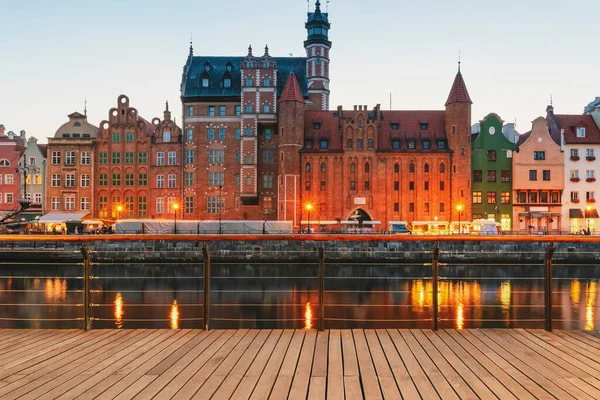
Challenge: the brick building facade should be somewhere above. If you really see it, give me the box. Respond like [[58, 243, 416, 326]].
[[180, 0, 473, 230]]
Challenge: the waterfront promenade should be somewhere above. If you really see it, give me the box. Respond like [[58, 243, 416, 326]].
[[0, 329, 599, 399]]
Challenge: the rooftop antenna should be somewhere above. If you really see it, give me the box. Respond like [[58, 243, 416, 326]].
[[307, 0, 309, 11], [84, 99, 87, 117], [550, 94, 553, 106], [458, 50, 461, 72]]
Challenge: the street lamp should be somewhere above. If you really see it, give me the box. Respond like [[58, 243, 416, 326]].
[[586, 205, 592, 235], [172, 202, 180, 234], [306, 203, 313, 234], [116, 205, 123, 220], [456, 204, 464, 234]]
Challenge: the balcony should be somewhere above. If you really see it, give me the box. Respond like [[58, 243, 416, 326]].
[[570, 177, 580, 182], [586, 156, 596, 161], [586, 177, 596, 183], [570, 155, 580, 161], [587, 199, 596, 203], [572, 199, 580, 203]]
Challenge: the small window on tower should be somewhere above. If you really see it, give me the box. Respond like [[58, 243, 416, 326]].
[[420, 122, 428, 130], [391, 123, 399, 130], [313, 122, 321, 130]]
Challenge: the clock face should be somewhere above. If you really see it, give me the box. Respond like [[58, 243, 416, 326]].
[[489, 126, 496, 135]]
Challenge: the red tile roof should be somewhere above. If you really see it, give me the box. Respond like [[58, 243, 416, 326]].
[[445, 72, 472, 106], [517, 131, 531, 146], [279, 73, 305, 103], [556, 114, 600, 144], [38, 144, 48, 158]]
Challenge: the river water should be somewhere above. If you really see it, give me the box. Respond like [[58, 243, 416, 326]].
[[0, 261, 597, 330]]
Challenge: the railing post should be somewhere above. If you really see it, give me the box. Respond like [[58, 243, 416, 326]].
[[545, 243, 555, 331], [80, 245, 91, 331], [318, 246, 325, 331], [432, 242, 439, 331], [202, 243, 211, 331]]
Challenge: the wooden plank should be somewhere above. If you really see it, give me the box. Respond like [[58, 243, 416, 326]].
[[326, 329, 344, 400], [287, 329, 317, 400], [352, 329, 383, 400], [503, 330, 600, 398], [375, 329, 420, 400], [437, 330, 524, 400], [35, 330, 182, 400], [486, 329, 597, 399], [344, 376, 363, 400], [311, 330, 329, 377], [548, 330, 600, 362], [161, 330, 248, 400], [341, 328, 359, 377], [229, 330, 284, 400], [307, 376, 326, 400], [0, 330, 140, 400], [55, 330, 185, 400], [456, 330, 553, 400], [398, 329, 458, 400], [189, 330, 261, 400], [150, 330, 235, 399], [562, 331, 600, 350], [208, 330, 272, 400], [411, 330, 477, 399], [0, 330, 47, 353], [387, 329, 439, 400], [269, 330, 306, 399], [92, 330, 202, 400], [364, 330, 401, 400], [468, 329, 575, 400], [249, 329, 294, 400], [422, 330, 499, 399]]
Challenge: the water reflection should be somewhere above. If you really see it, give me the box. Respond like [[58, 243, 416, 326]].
[[456, 302, 464, 330], [44, 278, 67, 302], [571, 280, 581, 304], [411, 280, 430, 310], [586, 281, 596, 331], [500, 281, 511, 311], [170, 300, 180, 330], [114, 292, 124, 328], [304, 302, 313, 330]]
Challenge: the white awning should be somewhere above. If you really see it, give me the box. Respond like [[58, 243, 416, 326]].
[[38, 212, 88, 224], [362, 221, 381, 225], [300, 220, 339, 225], [81, 220, 104, 225]]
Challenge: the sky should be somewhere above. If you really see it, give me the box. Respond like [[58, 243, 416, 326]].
[[1, 0, 599, 143]]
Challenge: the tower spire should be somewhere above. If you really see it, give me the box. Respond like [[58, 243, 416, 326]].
[[315, 0, 321, 13], [264, 44, 269, 57], [247, 44, 253, 57], [84, 99, 87, 118], [166, 100, 169, 111], [458, 51, 461, 73]]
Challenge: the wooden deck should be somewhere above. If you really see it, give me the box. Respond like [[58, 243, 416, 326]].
[[0, 329, 599, 399]]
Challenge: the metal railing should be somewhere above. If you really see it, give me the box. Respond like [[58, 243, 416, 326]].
[[0, 242, 598, 331]]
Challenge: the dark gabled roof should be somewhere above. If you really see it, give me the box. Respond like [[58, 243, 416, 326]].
[[584, 97, 600, 113], [445, 72, 472, 106], [38, 144, 48, 158], [556, 114, 600, 144], [181, 56, 308, 100], [517, 131, 531, 146]]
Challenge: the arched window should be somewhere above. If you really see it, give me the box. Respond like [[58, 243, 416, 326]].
[[394, 163, 399, 173], [321, 162, 326, 172], [350, 163, 356, 173], [0, 159, 10, 167], [424, 163, 429, 173], [203, 61, 211, 72], [440, 163, 445, 173], [365, 163, 370, 173], [226, 62, 233, 72], [305, 163, 311, 172], [409, 163, 415, 173]]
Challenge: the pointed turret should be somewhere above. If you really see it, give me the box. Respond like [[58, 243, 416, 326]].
[[445, 67, 472, 106], [163, 100, 171, 121], [279, 73, 305, 104]]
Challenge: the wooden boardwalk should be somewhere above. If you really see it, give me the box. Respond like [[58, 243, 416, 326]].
[[0, 329, 599, 399]]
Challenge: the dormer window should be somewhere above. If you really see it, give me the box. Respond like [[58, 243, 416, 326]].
[[203, 62, 211, 72], [247, 61, 253, 68], [313, 122, 321, 130], [422, 140, 431, 149], [577, 127, 586, 138], [263, 61, 269, 68], [437, 140, 446, 149], [391, 123, 399, 130], [320, 140, 328, 149], [408, 141, 415, 149], [74, 122, 81, 127], [226, 62, 233, 72], [392, 139, 400, 149], [305, 139, 313, 148], [420, 122, 429, 130], [202, 78, 209, 87]]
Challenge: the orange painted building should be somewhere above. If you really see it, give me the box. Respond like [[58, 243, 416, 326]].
[[513, 117, 564, 233], [95, 95, 155, 219]]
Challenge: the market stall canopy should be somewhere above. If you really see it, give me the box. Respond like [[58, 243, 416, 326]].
[[81, 220, 105, 225], [38, 212, 88, 224]]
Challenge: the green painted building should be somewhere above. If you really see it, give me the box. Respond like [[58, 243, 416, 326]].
[[471, 113, 517, 231]]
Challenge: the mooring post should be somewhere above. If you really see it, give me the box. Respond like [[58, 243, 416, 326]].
[[432, 242, 440, 331], [318, 246, 325, 331], [80, 245, 91, 331], [202, 243, 211, 331], [545, 243, 555, 331]]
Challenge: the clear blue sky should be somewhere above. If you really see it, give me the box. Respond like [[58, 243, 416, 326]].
[[1, 0, 598, 142]]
